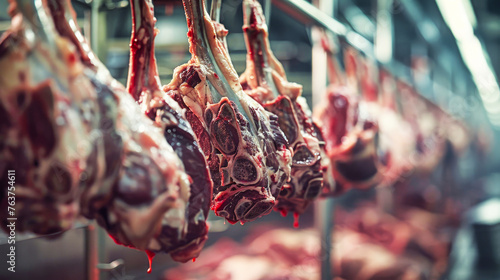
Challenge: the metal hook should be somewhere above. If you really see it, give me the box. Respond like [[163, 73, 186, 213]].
[[96, 259, 125, 270], [97, 259, 132, 280]]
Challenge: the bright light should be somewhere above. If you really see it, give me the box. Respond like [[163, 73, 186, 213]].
[[462, 0, 477, 28], [458, 38, 490, 74], [436, 0, 474, 41], [436, 0, 500, 126], [375, 0, 392, 63], [374, 18, 392, 63]]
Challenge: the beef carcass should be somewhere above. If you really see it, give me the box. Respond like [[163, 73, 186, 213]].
[[370, 68, 416, 184], [404, 83, 469, 174], [238, 0, 323, 216], [44, 0, 202, 263], [315, 41, 383, 195], [126, 0, 212, 261], [163, 0, 292, 224], [0, 3, 90, 235], [397, 82, 445, 174]]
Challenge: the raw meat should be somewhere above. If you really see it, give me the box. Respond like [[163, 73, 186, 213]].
[[164, 226, 431, 280], [44, 0, 199, 262], [315, 41, 383, 195], [397, 81, 443, 174], [164, 229, 320, 280], [396, 81, 470, 174], [238, 0, 323, 215], [126, 0, 212, 261], [164, 0, 292, 224], [0, 6, 89, 235], [368, 68, 416, 184], [336, 205, 451, 278]]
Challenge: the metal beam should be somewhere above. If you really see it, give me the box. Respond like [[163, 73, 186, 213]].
[[272, 0, 347, 36], [272, 0, 389, 74], [271, 0, 461, 111]]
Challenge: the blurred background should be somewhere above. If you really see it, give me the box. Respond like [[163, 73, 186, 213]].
[[0, 0, 499, 279]]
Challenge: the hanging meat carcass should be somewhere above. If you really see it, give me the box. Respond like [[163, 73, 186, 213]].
[[164, 0, 292, 224], [0, 2, 92, 235], [238, 0, 323, 216], [125, 0, 212, 261], [315, 39, 383, 195], [374, 69, 416, 184], [397, 81, 445, 174], [0, 0, 190, 252], [38, 0, 203, 263]]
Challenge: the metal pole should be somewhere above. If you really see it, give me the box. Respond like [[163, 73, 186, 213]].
[[263, 0, 272, 27], [311, 0, 335, 278], [311, 27, 327, 109], [91, 0, 107, 62], [374, 0, 393, 64], [84, 223, 98, 280], [97, 226, 109, 280], [374, 0, 394, 213], [90, 2, 109, 278], [210, 0, 221, 22], [310, 0, 334, 106], [315, 198, 335, 280]]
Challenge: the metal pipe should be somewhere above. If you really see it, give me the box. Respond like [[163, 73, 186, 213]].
[[83, 223, 98, 280], [97, 226, 109, 280], [317, 198, 335, 280], [90, 0, 107, 62], [310, 0, 335, 277], [374, 0, 393, 64], [263, 0, 272, 26], [374, 0, 394, 213], [210, 0, 221, 22], [272, 0, 346, 37], [271, 0, 457, 104], [310, 0, 334, 108]]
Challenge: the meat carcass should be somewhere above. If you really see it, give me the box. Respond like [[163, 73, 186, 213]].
[[371, 69, 416, 184], [315, 40, 383, 195], [43, 0, 200, 263], [164, 0, 292, 224], [397, 82, 445, 174], [0, 3, 90, 235], [238, 0, 323, 216], [126, 0, 212, 261]]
